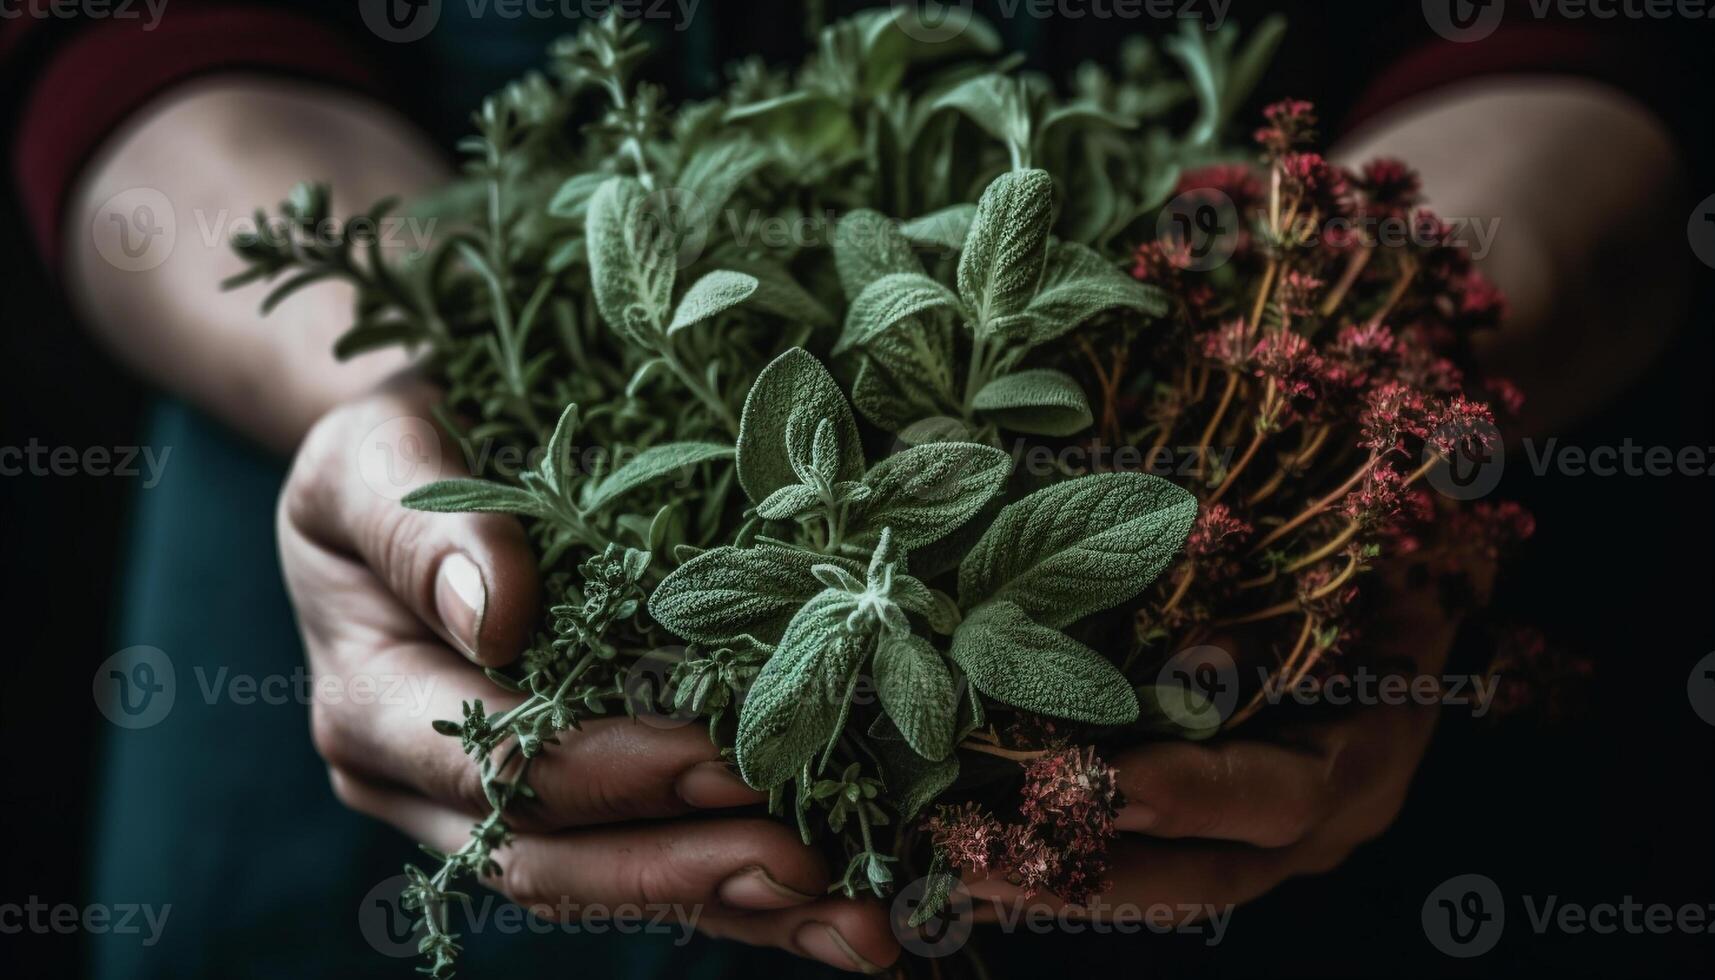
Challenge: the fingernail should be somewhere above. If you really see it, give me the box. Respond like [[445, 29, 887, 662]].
[[794, 923, 883, 975], [675, 760, 762, 808], [717, 866, 816, 911], [436, 553, 486, 661]]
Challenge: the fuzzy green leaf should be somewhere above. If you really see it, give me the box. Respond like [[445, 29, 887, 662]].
[[735, 590, 865, 788], [1024, 240, 1169, 344], [649, 544, 861, 645], [834, 272, 963, 355], [667, 271, 759, 334], [586, 176, 677, 345], [959, 472, 1197, 627], [874, 633, 958, 761], [736, 348, 865, 504], [958, 169, 1054, 336], [971, 368, 1094, 436], [834, 209, 921, 300], [402, 479, 547, 518], [948, 600, 1138, 724], [583, 442, 734, 512], [855, 443, 1011, 550], [722, 258, 835, 329]]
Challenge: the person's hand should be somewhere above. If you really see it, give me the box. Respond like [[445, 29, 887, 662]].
[[279, 377, 899, 973], [966, 568, 1461, 925]]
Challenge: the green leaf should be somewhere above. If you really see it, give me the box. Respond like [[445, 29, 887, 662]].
[[735, 591, 865, 788], [849, 318, 960, 433], [545, 172, 606, 219], [959, 472, 1197, 627], [736, 348, 865, 504], [971, 368, 1094, 437], [957, 169, 1053, 336], [1024, 240, 1168, 344], [721, 258, 835, 330], [756, 483, 822, 521], [586, 176, 676, 345], [834, 209, 920, 300], [583, 442, 734, 512], [834, 272, 963, 356], [649, 544, 862, 646], [933, 74, 1032, 151], [855, 443, 1011, 550], [402, 479, 546, 518], [900, 205, 976, 251], [874, 634, 958, 761], [667, 271, 759, 334], [948, 600, 1137, 724]]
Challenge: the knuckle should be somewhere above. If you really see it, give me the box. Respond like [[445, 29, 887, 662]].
[[308, 704, 349, 767]]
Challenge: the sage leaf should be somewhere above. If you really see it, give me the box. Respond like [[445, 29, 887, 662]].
[[871, 736, 959, 822], [1024, 240, 1169, 344], [403, 479, 547, 518], [587, 177, 677, 345], [756, 483, 822, 521], [722, 258, 835, 329], [583, 442, 734, 512], [900, 204, 976, 251], [948, 600, 1138, 724], [735, 590, 865, 788], [667, 270, 759, 334], [736, 348, 865, 504], [971, 368, 1094, 436], [834, 272, 963, 355], [834, 209, 921, 299], [958, 169, 1053, 335], [958, 471, 1197, 627], [855, 442, 1011, 549], [649, 544, 861, 645], [874, 633, 958, 761]]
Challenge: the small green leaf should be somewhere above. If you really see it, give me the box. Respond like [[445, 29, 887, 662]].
[[958, 169, 1053, 336], [856, 443, 1011, 549], [874, 634, 958, 761], [959, 471, 1197, 627], [587, 176, 676, 345], [834, 272, 963, 355], [583, 442, 734, 512], [756, 483, 821, 521], [900, 205, 976, 251], [735, 591, 865, 788], [1024, 240, 1169, 344], [403, 479, 546, 518], [971, 368, 1094, 436], [667, 270, 759, 334], [649, 544, 862, 645], [736, 348, 865, 505], [546, 172, 606, 219], [949, 600, 1137, 724], [834, 209, 921, 300]]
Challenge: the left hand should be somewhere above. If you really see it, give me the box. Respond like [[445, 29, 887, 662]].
[[967, 565, 1462, 923]]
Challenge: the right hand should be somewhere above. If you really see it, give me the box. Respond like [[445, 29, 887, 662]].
[[278, 377, 898, 973]]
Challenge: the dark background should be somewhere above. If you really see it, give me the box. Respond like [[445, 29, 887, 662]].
[[2, 1, 1711, 975]]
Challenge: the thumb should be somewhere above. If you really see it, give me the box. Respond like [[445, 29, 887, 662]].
[[284, 378, 539, 667]]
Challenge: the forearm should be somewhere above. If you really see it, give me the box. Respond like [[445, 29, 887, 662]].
[[1334, 78, 1689, 434], [64, 76, 449, 452]]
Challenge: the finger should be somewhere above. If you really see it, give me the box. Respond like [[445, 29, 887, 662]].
[[312, 639, 763, 829], [700, 899, 900, 975], [964, 836, 1317, 921], [332, 771, 821, 911], [284, 377, 537, 666], [1111, 739, 1333, 847]]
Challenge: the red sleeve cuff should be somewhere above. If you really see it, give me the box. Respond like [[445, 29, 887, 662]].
[[1345, 23, 1650, 134], [13, 5, 390, 271]]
